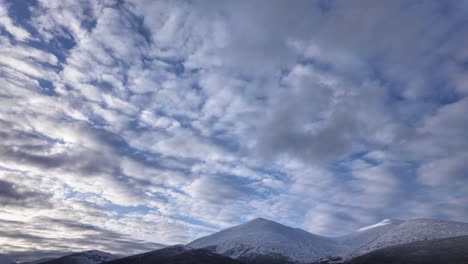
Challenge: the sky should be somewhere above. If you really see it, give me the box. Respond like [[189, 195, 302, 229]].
[[0, 0, 468, 261]]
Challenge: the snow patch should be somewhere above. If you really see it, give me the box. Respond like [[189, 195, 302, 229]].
[[357, 219, 403, 232]]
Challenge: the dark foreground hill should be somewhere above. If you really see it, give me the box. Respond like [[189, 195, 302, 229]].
[[39, 250, 115, 264], [103, 245, 243, 264], [346, 235, 468, 264]]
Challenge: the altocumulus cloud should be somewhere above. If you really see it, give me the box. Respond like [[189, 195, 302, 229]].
[[0, 0, 468, 261]]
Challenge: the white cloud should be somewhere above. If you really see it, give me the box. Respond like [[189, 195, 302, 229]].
[[0, 1, 31, 40], [1, 0, 468, 260], [418, 152, 468, 188]]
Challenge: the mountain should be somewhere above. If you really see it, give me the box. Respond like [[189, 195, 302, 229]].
[[0, 254, 14, 264], [6, 217, 468, 264], [103, 245, 243, 264], [337, 218, 403, 255], [187, 217, 468, 262], [350, 218, 468, 256], [187, 217, 341, 263], [39, 250, 115, 264], [104, 245, 190, 264], [20, 258, 54, 264], [346, 235, 468, 264]]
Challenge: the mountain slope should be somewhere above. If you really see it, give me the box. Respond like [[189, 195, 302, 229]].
[[351, 219, 468, 256], [39, 250, 115, 264], [104, 245, 190, 264], [187, 218, 341, 263], [337, 219, 403, 255], [20, 258, 54, 264], [104, 245, 243, 264], [346, 235, 468, 264]]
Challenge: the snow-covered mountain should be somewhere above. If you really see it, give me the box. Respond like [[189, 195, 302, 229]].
[[5, 217, 468, 264], [338, 218, 403, 255], [188, 217, 341, 262], [347, 235, 468, 264], [187, 217, 468, 263], [40, 250, 116, 264], [351, 218, 468, 256]]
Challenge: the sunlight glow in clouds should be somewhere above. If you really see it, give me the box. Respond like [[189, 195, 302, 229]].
[[0, 0, 467, 261]]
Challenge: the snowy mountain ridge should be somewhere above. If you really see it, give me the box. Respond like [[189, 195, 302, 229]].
[[4, 217, 468, 264], [351, 218, 468, 256], [188, 217, 340, 262], [187, 217, 468, 263], [337, 218, 404, 256]]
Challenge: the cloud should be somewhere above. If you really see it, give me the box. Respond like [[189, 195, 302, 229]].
[[0, 0, 31, 40], [0, 179, 51, 207], [185, 175, 253, 204], [0, 216, 165, 262], [418, 152, 468, 189], [0, 0, 468, 260], [256, 64, 389, 163]]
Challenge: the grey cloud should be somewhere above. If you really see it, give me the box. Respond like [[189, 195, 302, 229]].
[[418, 152, 468, 189], [186, 175, 254, 204], [1, 0, 467, 259], [0, 179, 51, 208], [0, 126, 119, 176], [0, 229, 46, 244], [0, 179, 23, 199], [256, 66, 388, 163], [189, 0, 323, 72], [1, 217, 165, 262], [258, 107, 357, 163]]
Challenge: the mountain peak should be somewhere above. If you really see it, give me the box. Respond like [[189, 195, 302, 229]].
[[251, 217, 270, 222], [243, 217, 277, 225], [82, 250, 112, 255], [187, 217, 337, 262]]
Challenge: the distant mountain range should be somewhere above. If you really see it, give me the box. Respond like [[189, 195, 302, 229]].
[[35, 250, 116, 264], [6, 217, 468, 264]]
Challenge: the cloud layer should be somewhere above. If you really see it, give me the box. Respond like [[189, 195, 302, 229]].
[[0, 0, 467, 261]]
